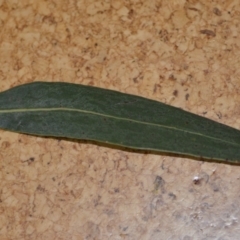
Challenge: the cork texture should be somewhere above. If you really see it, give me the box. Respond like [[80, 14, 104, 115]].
[[1, 0, 240, 239]]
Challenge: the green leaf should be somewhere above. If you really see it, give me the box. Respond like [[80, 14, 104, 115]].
[[0, 81, 239, 163]]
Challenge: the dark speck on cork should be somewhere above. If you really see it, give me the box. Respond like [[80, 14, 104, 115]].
[[173, 90, 178, 97], [213, 8, 222, 16], [200, 29, 216, 37]]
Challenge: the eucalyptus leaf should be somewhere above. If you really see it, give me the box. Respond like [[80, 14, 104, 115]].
[[0, 81, 239, 163]]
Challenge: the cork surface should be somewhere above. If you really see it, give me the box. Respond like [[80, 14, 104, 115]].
[[1, 0, 240, 239]]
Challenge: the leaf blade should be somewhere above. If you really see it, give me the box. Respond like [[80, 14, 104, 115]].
[[0, 82, 240, 163]]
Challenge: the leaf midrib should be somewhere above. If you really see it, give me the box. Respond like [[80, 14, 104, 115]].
[[0, 107, 237, 147]]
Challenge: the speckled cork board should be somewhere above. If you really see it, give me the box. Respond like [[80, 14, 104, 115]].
[[0, 0, 240, 239]]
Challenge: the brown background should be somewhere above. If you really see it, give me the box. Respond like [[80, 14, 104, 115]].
[[1, 0, 240, 239]]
